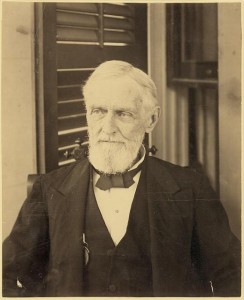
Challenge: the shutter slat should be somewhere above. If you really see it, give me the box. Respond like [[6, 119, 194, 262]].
[[104, 30, 134, 43], [57, 11, 98, 28], [57, 27, 99, 42], [58, 130, 88, 148], [59, 158, 76, 166], [57, 27, 134, 44], [104, 3, 134, 17], [58, 86, 83, 101], [58, 70, 92, 85], [59, 149, 76, 163], [58, 114, 87, 131], [56, 3, 134, 18], [57, 44, 135, 69], [58, 100, 85, 117], [56, 3, 98, 14], [104, 16, 134, 31]]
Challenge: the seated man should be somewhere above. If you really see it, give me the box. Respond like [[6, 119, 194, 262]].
[[3, 60, 241, 297]]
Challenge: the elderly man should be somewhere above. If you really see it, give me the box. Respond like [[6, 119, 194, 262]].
[[3, 61, 241, 297]]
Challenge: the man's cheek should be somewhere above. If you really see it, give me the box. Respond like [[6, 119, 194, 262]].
[[88, 124, 99, 135]]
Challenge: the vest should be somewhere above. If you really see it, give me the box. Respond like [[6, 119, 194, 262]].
[[83, 165, 153, 297]]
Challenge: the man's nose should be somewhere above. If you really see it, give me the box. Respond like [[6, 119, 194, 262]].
[[102, 112, 117, 134]]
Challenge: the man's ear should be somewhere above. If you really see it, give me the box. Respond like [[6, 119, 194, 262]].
[[145, 106, 161, 133]]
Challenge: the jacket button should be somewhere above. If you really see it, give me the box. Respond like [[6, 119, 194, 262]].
[[107, 249, 114, 256], [108, 284, 117, 293]]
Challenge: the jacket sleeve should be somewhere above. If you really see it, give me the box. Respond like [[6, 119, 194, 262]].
[[2, 176, 50, 297], [192, 173, 241, 296]]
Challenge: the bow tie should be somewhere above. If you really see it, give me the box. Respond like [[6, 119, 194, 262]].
[[94, 164, 142, 191]]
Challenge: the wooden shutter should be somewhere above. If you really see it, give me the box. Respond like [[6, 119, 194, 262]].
[[36, 3, 147, 172]]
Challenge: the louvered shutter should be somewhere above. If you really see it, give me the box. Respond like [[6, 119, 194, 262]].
[[37, 3, 147, 172]]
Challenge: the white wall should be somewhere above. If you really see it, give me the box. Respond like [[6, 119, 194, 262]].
[[148, 4, 189, 166], [148, 4, 166, 159], [218, 3, 241, 239], [2, 2, 36, 240]]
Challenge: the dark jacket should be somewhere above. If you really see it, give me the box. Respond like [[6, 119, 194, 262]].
[[3, 156, 241, 297]]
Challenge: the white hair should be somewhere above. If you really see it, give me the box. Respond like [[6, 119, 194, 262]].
[[82, 60, 158, 112]]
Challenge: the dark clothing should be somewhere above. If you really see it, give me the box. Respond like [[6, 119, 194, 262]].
[[2, 156, 241, 296]]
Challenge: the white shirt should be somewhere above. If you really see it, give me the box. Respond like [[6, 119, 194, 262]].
[[93, 146, 146, 246]]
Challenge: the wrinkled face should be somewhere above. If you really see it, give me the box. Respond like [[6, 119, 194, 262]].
[[85, 77, 151, 174]]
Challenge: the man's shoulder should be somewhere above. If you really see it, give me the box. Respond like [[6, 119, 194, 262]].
[[148, 156, 200, 177], [42, 157, 90, 187], [147, 156, 205, 189], [147, 156, 215, 197]]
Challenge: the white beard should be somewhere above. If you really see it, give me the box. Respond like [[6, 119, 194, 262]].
[[88, 132, 144, 174]]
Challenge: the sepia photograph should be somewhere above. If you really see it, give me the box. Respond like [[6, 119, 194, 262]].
[[2, 1, 242, 297]]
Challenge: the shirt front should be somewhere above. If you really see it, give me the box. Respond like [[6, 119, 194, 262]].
[[93, 146, 146, 245]]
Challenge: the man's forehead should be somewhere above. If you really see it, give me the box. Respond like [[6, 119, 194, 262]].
[[87, 76, 140, 94], [86, 96, 142, 111], [85, 77, 142, 105]]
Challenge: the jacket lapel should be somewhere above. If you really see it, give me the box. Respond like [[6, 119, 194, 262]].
[[146, 157, 193, 296], [46, 159, 90, 296]]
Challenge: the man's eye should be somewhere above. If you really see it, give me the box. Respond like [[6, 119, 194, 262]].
[[117, 111, 134, 119], [91, 108, 104, 115]]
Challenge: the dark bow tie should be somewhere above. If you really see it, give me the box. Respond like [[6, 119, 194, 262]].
[[94, 164, 142, 191]]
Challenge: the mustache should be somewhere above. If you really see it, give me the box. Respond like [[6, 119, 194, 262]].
[[98, 139, 124, 143], [91, 134, 126, 144], [87, 130, 128, 144]]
